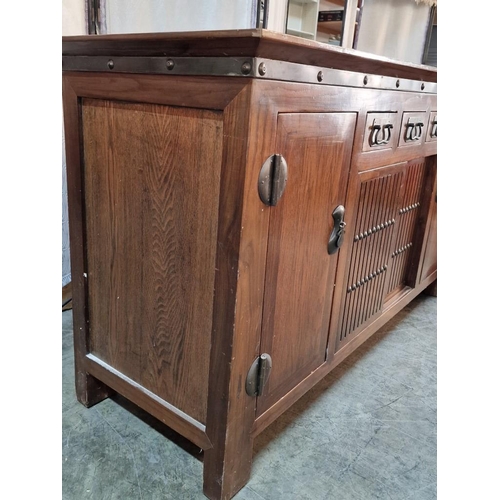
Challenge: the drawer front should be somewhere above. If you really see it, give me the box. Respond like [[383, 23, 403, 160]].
[[426, 111, 437, 142], [398, 111, 427, 147], [362, 112, 398, 152]]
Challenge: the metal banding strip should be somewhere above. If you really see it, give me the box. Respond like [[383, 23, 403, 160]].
[[62, 56, 437, 93]]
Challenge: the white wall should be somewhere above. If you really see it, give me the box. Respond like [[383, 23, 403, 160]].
[[62, 0, 85, 286], [62, 0, 86, 36], [106, 0, 258, 34], [356, 0, 430, 64], [267, 0, 288, 33]]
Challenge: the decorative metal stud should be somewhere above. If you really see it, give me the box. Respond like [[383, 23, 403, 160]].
[[317, 71, 324, 82], [107, 60, 114, 70], [166, 59, 175, 70], [363, 75, 368, 85], [259, 62, 267, 76], [241, 61, 252, 75]]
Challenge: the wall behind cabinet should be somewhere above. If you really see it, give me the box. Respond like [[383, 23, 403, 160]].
[[105, 0, 259, 33], [62, 0, 86, 286], [356, 0, 431, 64]]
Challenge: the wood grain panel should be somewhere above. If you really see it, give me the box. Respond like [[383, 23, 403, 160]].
[[82, 99, 223, 424], [258, 112, 356, 415], [64, 72, 249, 111]]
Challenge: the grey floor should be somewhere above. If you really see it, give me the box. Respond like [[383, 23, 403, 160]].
[[63, 294, 436, 500]]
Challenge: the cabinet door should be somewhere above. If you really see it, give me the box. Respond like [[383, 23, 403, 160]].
[[331, 157, 432, 353], [257, 113, 356, 415]]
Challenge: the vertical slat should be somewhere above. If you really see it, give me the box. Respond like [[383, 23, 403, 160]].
[[359, 178, 378, 325], [359, 176, 381, 327], [341, 181, 366, 341], [350, 178, 374, 335], [366, 175, 387, 320], [344, 179, 368, 340], [373, 173, 391, 317], [383, 170, 404, 302], [376, 172, 396, 310]]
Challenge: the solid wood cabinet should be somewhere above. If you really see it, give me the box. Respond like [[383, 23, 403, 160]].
[[62, 29, 437, 500]]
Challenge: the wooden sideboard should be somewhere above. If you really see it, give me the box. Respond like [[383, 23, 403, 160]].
[[62, 29, 437, 500]]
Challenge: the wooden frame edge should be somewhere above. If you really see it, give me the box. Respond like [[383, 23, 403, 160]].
[[85, 354, 212, 450]]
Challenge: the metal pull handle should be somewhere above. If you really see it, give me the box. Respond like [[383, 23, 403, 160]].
[[382, 123, 393, 144], [328, 205, 346, 255], [369, 123, 393, 146], [430, 120, 437, 138], [405, 121, 424, 142]]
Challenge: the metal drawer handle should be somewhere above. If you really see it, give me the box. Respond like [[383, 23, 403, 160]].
[[369, 123, 393, 147], [328, 205, 346, 255], [430, 119, 437, 138], [405, 121, 424, 142]]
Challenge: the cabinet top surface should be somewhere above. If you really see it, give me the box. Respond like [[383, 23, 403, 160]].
[[62, 29, 437, 83]]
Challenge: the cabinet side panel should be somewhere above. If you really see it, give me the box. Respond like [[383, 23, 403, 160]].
[[82, 99, 223, 424]]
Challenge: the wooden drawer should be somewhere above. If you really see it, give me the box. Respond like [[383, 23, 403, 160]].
[[398, 111, 427, 147], [362, 112, 398, 152], [426, 111, 437, 142]]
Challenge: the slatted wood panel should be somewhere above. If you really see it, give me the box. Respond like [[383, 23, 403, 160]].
[[385, 159, 426, 297], [82, 99, 223, 424], [338, 170, 402, 347], [337, 158, 429, 351]]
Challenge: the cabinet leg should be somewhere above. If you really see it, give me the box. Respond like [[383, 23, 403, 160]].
[[424, 279, 437, 297], [203, 432, 253, 500], [74, 363, 112, 408]]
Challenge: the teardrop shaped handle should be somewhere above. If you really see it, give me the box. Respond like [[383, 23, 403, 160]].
[[328, 205, 346, 255]]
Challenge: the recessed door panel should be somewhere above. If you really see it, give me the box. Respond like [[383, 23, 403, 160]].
[[82, 99, 223, 424]]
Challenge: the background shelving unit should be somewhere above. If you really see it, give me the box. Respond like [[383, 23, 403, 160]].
[[315, 0, 345, 45], [286, 0, 319, 40], [285, 0, 359, 48]]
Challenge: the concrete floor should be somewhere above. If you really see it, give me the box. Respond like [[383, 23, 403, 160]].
[[62, 294, 436, 500]]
